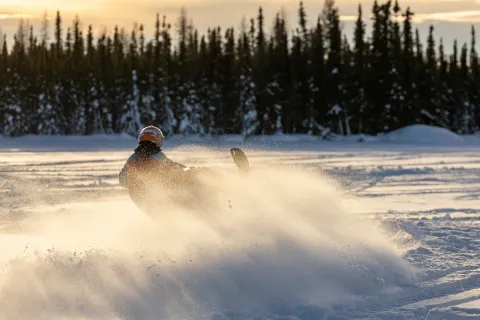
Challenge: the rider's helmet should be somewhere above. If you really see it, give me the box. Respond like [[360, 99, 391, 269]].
[[138, 125, 164, 148]]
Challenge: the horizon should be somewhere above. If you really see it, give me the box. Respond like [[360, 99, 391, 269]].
[[0, 0, 479, 53]]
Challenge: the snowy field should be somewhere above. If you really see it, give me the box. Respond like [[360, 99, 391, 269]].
[[0, 125, 479, 320]]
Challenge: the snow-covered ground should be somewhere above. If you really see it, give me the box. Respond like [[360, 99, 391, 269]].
[[0, 126, 479, 320]]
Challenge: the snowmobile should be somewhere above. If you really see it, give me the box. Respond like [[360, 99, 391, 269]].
[[125, 148, 249, 215]]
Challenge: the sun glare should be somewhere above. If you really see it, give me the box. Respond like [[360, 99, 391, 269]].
[[0, 0, 96, 12]]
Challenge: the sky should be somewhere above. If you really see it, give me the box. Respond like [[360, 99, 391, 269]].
[[0, 0, 479, 52]]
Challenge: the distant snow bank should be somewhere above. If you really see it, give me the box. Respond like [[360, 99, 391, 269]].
[[168, 125, 480, 146], [0, 125, 478, 151], [379, 124, 469, 145], [0, 133, 137, 151]]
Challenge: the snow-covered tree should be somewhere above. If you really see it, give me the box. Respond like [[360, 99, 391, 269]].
[[37, 92, 60, 135], [239, 73, 259, 138], [3, 100, 23, 137], [178, 81, 204, 135], [3, 72, 26, 137], [120, 70, 144, 136]]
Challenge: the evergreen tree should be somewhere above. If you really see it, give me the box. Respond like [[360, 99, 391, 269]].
[[400, 7, 415, 128], [471, 26, 480, 131], [459, 42, 474, 133], [271, 11, 291, 134], [447, 40, 460, 130], [220, 28, 239, 133], [254, 7, 269, 134], [437, 38, 450, 127], [420, 25, 443, 127], [352, 4, 367, 133], [237, 22, 259, 138], [323, 0, 344, 134]]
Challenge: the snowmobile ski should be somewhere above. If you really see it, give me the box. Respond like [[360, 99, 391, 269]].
[[230, 147, 249, 173]]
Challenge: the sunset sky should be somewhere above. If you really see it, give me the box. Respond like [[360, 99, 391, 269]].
[[0, 0, 479, 51]]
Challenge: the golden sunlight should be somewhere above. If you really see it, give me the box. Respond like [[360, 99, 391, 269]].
[[0, 0, 469, 19], [0, 0, 477, 45]]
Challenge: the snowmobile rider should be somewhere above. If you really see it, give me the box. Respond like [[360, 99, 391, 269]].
[[119, 125, 187, 188]]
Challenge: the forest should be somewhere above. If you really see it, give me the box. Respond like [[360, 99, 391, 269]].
[[0, 0, 478, 138]]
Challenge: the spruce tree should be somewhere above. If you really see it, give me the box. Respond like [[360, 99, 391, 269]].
[[352, 4, 367, 134], [421, 25, 443, 127]]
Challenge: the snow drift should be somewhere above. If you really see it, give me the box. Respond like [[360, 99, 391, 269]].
[[380, 124, 466, 145], [0, 151, 417, 319]]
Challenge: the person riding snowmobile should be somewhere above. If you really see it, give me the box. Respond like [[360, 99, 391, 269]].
[[119, 125, 205, 212], [119, 125, 248, 213], [119, 125, 186, 189]]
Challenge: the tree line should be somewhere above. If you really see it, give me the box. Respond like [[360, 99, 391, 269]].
[[0, 0, 479, 138]]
